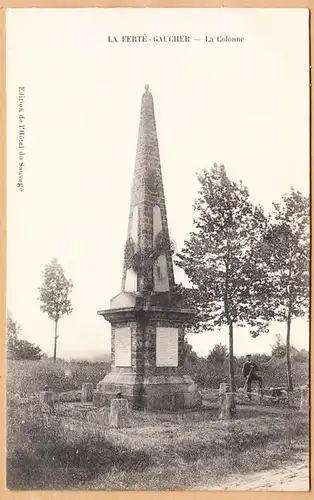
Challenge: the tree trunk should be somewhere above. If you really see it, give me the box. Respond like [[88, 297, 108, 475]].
[[286, 309, 293, 391], [228, 320, 235, 392], [53, 320, 58, 362]]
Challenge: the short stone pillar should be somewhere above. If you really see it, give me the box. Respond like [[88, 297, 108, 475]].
[[300, 385, 310, 413], [39, 390, 54, 425], [219, 383, 236, 420], [93, 390, 108, 407], [109, 398, 129, 428], [81, 382, 94, 403], [39, 390, 54, 408]]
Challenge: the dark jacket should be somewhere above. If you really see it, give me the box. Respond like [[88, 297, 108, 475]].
[[242, 361, 258, 377]]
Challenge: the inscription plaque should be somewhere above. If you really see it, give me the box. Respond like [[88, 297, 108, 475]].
[[114, 327, 131, 367], [156, 327, 178, 367]]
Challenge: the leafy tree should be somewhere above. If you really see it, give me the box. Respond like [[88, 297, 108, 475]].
[[38, 258, 73, 362], [293, 348, 309, 363], [6, 311, 21, 355], [263, 189, 309, 390], [176, 164, 271, 390], [10, 339, 43, 360], [270, 333, 286, 359], [182, 338, 198, 370], [207, 343, 228, 363], [6, 312, 43, 360]]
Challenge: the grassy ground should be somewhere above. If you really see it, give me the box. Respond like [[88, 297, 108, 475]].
[[7, 359, 110, 397], [6, 359, 310, 490], [7, 395, 309, 490]]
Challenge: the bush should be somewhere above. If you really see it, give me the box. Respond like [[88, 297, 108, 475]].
[[185, 353, 309, 391], [7, 312, 44, 360]]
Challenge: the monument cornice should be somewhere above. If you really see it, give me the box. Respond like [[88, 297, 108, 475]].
[[97, 306, 196, 324]]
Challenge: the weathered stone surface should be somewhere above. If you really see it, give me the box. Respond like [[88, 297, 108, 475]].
[[39, 390, 54, 408], [109, 398, 129, 428], [97, 372, 202, 410], [96, 87, 200, 411], [219, 383, 236, 420], [81, 382, 94, 403], [56, 390, 81, 403], [300, 385, 310, 412], [93, 391, 110, 408]]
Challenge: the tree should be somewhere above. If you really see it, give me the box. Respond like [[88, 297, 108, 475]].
[[207, 343, 228, 363], [182, 337, 198, 370], [176, 164, 271, 391], [38, 258, 73, 362], [263, 189, 309, 390], [6, 311, 21, 356], [270, 333, 286, 359], [293, 348, 309, 363], [6, 312, 43, 360]]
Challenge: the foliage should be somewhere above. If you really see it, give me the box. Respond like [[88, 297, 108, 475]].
[[6, 312, 43, 360], [38, 258, 73, 361], [270, 333, 286, 359], [292, 348, 309, 363], [176, 164, 271, 389], [184, 350, 309, 391], [207, 343, 228, 363], [6, 311, 21, 346], [8, 339, 43, 361], [262, 189, 310, 390], [38, 258, 73, 323], [176, 165, 271, 333], [182, 338, 199, 369], [264, 189, 310, 322]]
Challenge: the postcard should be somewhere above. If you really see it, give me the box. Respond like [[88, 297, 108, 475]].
[[5, 8, 310, 491]]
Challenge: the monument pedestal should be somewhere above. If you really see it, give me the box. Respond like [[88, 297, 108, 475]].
[[97, 294, 202, 411], [97, 372, 202, 410]]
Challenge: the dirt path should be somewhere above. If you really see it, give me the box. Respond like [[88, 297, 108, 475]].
[[193, 456, 309, 491]]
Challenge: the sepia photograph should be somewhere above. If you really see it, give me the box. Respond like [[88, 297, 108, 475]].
[[5, 7, 310, 491]]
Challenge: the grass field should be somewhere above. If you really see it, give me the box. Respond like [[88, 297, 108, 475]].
[[6, 359, 310, 490], [7, 359, 111, 398]]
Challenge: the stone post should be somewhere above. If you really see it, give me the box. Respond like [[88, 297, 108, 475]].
[[109, 398, 129, 428], [93, 390, 108, 407], [300, 385, 310, 413], [219, 383, 235, 420], [39, 390, 54, 408], [39, 389, 54, 425], [81, 382, 94, 403]]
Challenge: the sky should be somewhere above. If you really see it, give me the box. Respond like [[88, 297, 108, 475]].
[[6, 8, 310, 359]]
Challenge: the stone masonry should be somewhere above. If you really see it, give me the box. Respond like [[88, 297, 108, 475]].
[[97, 86, 202, 411]]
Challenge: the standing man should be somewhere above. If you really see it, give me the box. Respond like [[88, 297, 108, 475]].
[[242, 354, 263, 400]]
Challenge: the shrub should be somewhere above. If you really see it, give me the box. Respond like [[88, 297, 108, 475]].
[[185, 353, 309, 391]]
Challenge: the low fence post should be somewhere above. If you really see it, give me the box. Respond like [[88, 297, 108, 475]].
[[39, 389, 54, 408], [39, 388, 55, 425], [81, 382, 94, 403], [299, 384, 309, 413], [219, 383, 236, 420], [109, 398, 129, 428]]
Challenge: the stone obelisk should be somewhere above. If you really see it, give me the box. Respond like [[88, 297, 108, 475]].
[[97, 85, 201, 410]]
